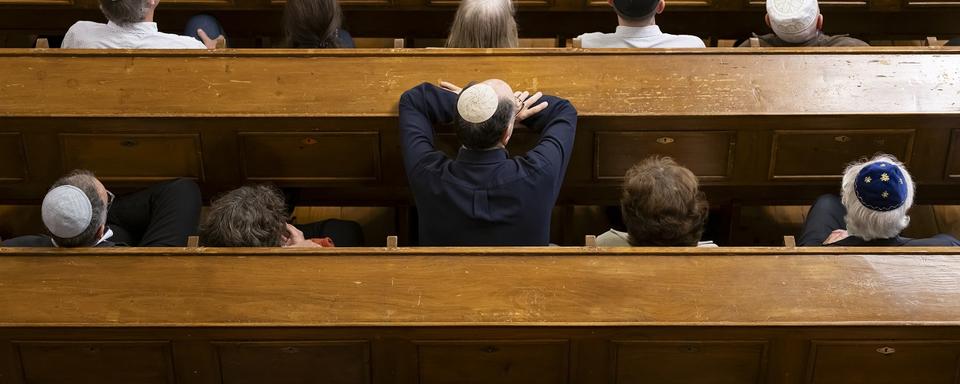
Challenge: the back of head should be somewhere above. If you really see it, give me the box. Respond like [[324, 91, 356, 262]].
[[282, 0, 344, 48], [200, 185, 290, 247], [766, 0, 820, 43], [99, 0, 149, 25], [620, 156, 709, 246], [455, 83, 516, 149], [611, 0, 660, 22], [840, 154, 914, 241], [446, 0, 519, 48], [45, 170, 107, 248]]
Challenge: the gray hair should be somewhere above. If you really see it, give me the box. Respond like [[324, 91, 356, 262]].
[[49, 169, 107, 247], [841, 154, 914, 241], [200, 185, 290, 247], [99, 0, 150, 26], [446, 0, 519, 48]]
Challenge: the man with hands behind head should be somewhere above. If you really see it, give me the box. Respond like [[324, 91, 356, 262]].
[[398, 79, 577, 246]]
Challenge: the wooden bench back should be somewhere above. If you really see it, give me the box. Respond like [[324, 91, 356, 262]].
[[1, 247, 960, 383], [0, 48, 959, 205]]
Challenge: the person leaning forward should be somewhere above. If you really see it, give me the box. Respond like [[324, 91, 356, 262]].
[[398, 80, 577, 246]]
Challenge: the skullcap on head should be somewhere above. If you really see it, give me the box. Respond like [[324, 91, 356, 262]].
[[853, 161, 910, 212], [457, 83, 500, 124], [767, 0, 820, 43], [42, 185, 94, 238]]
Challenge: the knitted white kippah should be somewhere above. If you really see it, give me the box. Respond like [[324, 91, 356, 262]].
[[457, 83, 500, 124], [767, 0, 820, 43], [42, 185, 93, 238]]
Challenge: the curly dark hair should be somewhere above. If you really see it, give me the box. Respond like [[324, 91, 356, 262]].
[[200, 185, 291, 247], [620, 156, 709, 246]]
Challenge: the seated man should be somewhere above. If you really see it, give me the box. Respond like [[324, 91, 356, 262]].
[[597, 156, 714, 247], [199, 185, 364, 247], [1, 170, 201, 247], [62, 0, 224, 49], [799, 154, 960, 246], [398, 80, 577, 246], [740, 0, 868, 47], [575, 0, 704, 48]]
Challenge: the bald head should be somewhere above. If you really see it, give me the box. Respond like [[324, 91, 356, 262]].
[[454, 79, 519, 150]]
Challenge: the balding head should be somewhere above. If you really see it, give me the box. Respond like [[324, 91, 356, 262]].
[[455, 79, 519, 150]]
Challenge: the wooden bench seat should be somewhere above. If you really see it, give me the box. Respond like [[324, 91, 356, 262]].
[[1, 48, 959, 206], [1, 246, 959, 383]]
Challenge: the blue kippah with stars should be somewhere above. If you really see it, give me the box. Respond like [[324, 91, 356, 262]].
[[854, 161, 908, 212]]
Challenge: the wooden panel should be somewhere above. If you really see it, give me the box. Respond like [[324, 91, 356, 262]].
[[769, 129, 914, 180], [806, 340, 960, 383], [238, 131, 380, 183], [215, 341, 370, 384], [0, 0, 71, 4], [0, 132, 27, 182], [3, 51, 960, 117], [59, 133, 203, 182], [945, 129, 960, 180], [903, 0, 960, 7], [595, 131, 735, 181], [3, 249, 960, 326], [15, 341, 174, 384], [416, 340, 569, 384], [613, 340, 767, 384]]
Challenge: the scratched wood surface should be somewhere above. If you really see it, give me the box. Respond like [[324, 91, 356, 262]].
[[1, 247, 960, 326], [1, 48, 959, 117]]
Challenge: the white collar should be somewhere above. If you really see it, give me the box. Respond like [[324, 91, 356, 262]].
[[50, 228, 114, 247], [107, 21, 159, 34], [615, 25, 663, 38]]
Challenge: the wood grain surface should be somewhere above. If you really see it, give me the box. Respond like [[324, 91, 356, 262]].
[[1, 247, 960, 326]]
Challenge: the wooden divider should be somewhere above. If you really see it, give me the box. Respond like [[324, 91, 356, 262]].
[[0, 247, 959, 383], [1, 48, 959, 205]]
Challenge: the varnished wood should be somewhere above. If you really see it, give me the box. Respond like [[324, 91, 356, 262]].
[[0, 249, 960, 383]]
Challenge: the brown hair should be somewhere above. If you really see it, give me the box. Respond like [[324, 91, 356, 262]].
[[446, 0, 519, 48], [620, 156, 708, 246], [200, 185, 291, 247], [282, 0, 344, 48], [98, 0, 149, 25]]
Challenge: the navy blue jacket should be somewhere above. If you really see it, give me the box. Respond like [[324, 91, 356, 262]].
[[398, 83, 577, 246]]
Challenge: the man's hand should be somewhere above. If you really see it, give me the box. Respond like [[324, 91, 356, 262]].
[[281, 223, 307, 247], [823, 229, 849, 245], [197, 29, 225, 49], [514, 90, 548, 122], [439, 81, 462, 95]]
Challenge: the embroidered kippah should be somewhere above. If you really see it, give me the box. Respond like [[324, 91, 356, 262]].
[[457, 83, 499, 124], [853, 161, 908, 212]]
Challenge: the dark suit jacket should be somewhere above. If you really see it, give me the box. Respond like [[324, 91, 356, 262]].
[[398, 83, 577, 246], [1, 235, 117, 247], [830, 234, 960, 246]]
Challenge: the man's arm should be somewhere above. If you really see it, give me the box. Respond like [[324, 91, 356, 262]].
[[397, 82, 458, 175], [520, 95, 578, 184]]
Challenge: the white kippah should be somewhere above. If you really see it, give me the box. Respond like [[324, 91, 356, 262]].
[[42, 185, 93, 238], [767, 0, 820, 43], [457, 83, 500, 124]]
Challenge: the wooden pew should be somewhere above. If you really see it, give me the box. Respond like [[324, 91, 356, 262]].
[[0, 1, 959, 48], [1, 246, 960, 383], [1, 48, 959, 206]]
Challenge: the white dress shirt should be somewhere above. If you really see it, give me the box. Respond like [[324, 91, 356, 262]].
[[596, 229, 717, 247], [62, 21, 206, 49], [577, 25, 705, 48]]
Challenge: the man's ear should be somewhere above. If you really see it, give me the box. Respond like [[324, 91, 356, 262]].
[[764, 14, 771, 28], [816, 14, 824, 30], [501, 122, 515, 147], [96, 224, 105, 239], [607, 0, 614, 6], [655, 0, 665, 14]]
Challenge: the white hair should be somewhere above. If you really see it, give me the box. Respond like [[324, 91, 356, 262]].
[[840, 154, 914, 241]]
